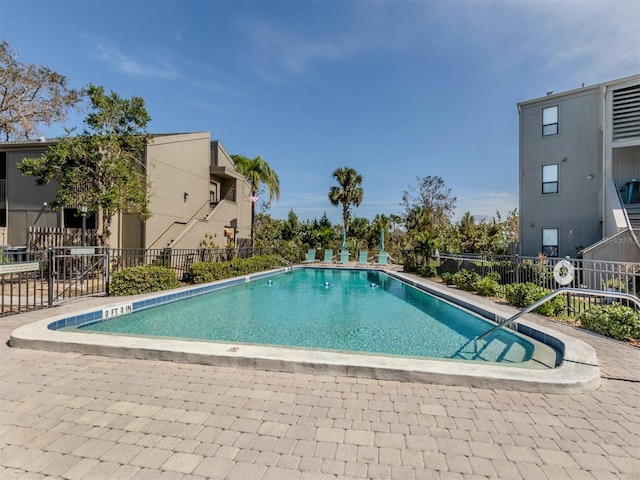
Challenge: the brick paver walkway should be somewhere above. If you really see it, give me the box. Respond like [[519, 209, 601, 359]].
[[1, 292, 639, 479]]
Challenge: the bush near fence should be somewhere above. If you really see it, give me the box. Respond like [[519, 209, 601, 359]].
[[408, 251, 640, 343], [185, 255, 283, 284], [578, 304, 640, 341], [410, 251, 639, 320], [110, 266, 181, 296]]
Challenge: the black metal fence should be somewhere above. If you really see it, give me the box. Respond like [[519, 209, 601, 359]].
[[0, 250, 49, 316], [108, 247, 276, 281], [0, 247, 110, 316], [0, 246, 277, 316]]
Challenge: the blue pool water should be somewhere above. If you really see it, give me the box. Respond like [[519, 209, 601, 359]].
[[77, 268, 534, 363]]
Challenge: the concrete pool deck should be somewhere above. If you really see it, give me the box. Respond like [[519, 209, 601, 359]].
[[1, 274, 639, 479]]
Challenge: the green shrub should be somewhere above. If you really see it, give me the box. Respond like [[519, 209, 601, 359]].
[[441, 272, 455, 285], [187, 261, 234, 283], [504, 282, 567, 316], [453, 270, 480, 291], [186, 255, 283, 284], [419, 265, 438, 278], [110, 265, 180, 296], [473, 273, 500, 297], [505, 282, 542, 308], [534, 294, 567, 317], [579, 303, 640, 340]]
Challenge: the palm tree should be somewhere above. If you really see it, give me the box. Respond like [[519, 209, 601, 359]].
[[231, 154, 280, 245], [328, 166, 364, 235]]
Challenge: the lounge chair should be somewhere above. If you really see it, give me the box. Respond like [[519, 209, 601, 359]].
[[302, 249, 317, 263], [339, 250, 350, 264], [376, 252, 389, 266], [322, 249, 335, 263], [358, 250, 369, 265]]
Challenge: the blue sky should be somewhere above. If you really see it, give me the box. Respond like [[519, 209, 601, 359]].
[[1, 0, 639, 224]]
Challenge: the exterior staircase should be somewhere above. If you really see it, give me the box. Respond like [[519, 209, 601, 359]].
[[625, 204, 640, 229]]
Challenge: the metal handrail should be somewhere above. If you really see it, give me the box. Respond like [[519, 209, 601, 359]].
[[147, 198, 213, 249], [273, 254, 293, 271], [474, 287, 640, 352], [617, 185, 640, 250]]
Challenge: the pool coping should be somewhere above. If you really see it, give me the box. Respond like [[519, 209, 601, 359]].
[[9, 267, 601, 394]]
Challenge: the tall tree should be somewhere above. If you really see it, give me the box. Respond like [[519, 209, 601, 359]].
[[281, 209, 299, 241], [328, 166, 364, 234], [231, 154, 280, 244], [0, 40, 82, 141], [401, 175, 456, 235], [18, 84, 151, 244]]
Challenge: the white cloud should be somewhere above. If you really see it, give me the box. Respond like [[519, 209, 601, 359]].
[[236, 11, 392, 82], [92, 38, 179, 79], [237, 1, 639, 88], [449, 1, 640, 88]]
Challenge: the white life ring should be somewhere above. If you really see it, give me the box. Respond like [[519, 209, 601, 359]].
[[553, 260, 575, 286]]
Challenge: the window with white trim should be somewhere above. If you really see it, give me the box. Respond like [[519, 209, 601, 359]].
[[542, 164, 558, 194], [542, 106, 558, 136], [542, 228, 559, 257]]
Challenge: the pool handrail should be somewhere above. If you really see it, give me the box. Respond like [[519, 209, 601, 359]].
[[474, 287, 640, 353], [273, 254, 293, 271]]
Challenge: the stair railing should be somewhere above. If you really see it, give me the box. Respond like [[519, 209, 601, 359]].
[[474, 287, 640, 352], [616, 187, 640, 250]]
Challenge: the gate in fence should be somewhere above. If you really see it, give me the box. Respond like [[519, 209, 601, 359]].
[[49, 247, 109, 304], [0, 247, 109, 317]]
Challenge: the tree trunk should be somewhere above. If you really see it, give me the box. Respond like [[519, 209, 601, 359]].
[[101, 210, 111, 247], [250, 202, 255, 247]]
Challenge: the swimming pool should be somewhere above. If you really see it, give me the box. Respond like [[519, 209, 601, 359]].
[[75, 268, 534, 364], [9, 267, 602, 393]]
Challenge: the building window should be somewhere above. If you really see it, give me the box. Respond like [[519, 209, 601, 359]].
[[542, 106, 558, 136], [542, 164, 558, 194], [542, 228, 559, 257]]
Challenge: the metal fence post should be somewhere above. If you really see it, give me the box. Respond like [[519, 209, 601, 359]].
[[105, 248, 110, 296], [47, 248, 54, 307]]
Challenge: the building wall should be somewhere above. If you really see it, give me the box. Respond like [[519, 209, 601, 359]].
[[211, 141, 252, 242], [141, 133, 252, 250], [142, 133, 213, 249], [519, 86, 602, 257], [3, 145, 61, 246], [1, 133, 252, 250]]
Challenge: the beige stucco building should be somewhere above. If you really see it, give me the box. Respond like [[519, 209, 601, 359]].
[[518, 74, 640, 262], [0, 132, 253, 249]]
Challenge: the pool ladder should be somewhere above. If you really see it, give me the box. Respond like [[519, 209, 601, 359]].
[[274, 254, 293, 272], [473, 287, 640, 353]]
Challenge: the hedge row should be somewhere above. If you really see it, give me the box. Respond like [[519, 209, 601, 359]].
[[109, 255, 283, 296], [579, 303, 640, 341], [441, 270, 500, 297], [109, 265, 181, 296], [185, 255, 283, 284]]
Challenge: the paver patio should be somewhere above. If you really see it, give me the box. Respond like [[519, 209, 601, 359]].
[[1, 283, 639, 479]]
